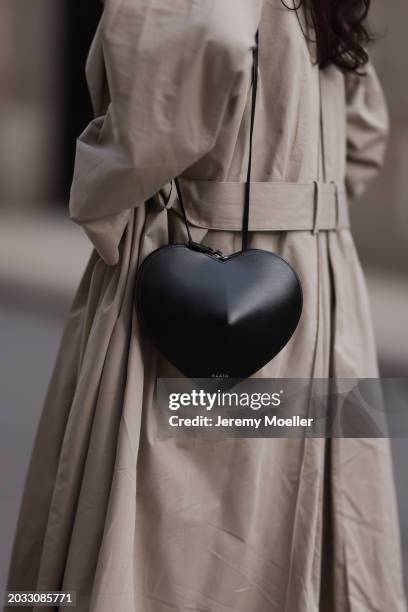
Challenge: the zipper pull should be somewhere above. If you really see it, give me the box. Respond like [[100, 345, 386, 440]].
[[187, 241, 227, 260]]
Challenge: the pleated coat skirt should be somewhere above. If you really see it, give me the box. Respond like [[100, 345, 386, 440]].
[[5, 0, 407, 610]]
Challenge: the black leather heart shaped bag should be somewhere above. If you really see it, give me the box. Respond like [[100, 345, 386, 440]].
[[135, 29, 303, 380]]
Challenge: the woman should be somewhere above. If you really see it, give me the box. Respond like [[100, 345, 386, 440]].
[[5, 0, 407, 611]]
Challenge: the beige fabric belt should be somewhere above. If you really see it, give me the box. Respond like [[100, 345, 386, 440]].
[[160, 178, 350, 233]]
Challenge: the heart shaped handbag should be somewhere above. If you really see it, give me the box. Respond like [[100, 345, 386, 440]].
[[135, 29, 303, 380]]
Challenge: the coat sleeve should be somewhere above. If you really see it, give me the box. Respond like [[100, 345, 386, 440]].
[[69, 0, 262, 264], [344, 61, 390, 202]]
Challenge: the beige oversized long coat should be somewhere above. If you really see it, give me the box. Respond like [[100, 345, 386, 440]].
[[5, 1, 407, 611]]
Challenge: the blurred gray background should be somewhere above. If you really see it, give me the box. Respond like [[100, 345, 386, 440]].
[[0, 0, 407, 603]]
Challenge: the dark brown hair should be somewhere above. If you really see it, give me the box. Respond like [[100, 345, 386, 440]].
[[282, 0, 373, 73]]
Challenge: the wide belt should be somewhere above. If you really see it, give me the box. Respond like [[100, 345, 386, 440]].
[[159, 178, 350, 233]]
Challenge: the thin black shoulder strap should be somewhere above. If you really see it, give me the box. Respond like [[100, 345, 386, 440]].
[[241, 28, 259, 251], [174, 28, 260, 251]]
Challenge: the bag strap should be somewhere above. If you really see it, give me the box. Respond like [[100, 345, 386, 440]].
[[242, 28, 259, 250], [174, 28, 260, 252]]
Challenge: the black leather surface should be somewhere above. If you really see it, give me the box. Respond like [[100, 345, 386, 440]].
[[135, 243, 303, 379]]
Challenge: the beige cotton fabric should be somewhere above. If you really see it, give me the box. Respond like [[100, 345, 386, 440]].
[[5, 0, 407, 611]]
